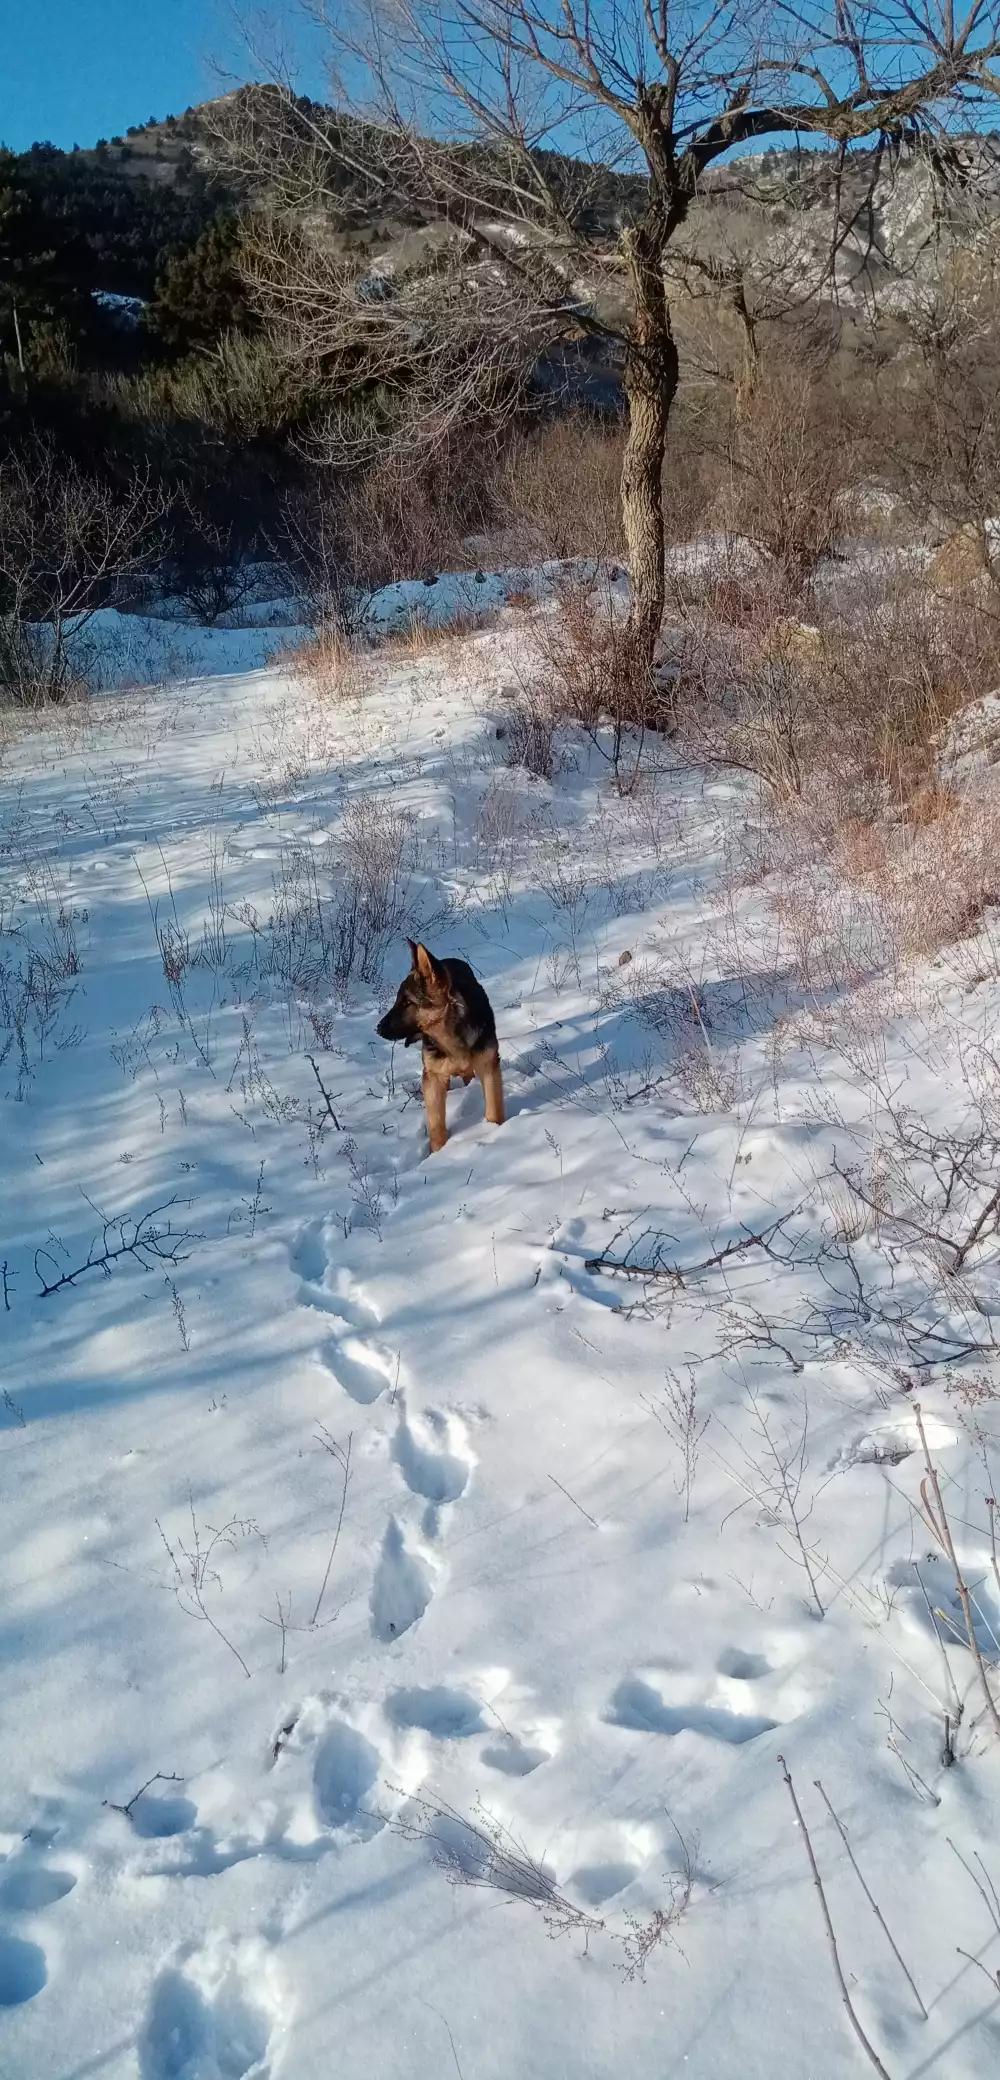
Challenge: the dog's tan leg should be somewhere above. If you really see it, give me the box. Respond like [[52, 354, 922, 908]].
[[423, 1064, 449, 1153], [477, 1049, 506, 1128]]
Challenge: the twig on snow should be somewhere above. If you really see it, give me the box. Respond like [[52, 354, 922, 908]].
[[306, 1052, 342, 1133], [955, 1947, 1000, 1992], [948, 1838, 1000, 1940], [547, 1473, 600, 1529], [103, 1771, 184, 1822], [36, 1195, 201, 1297], [815, 1780, 928, 2021], [584, 1207, 805, 1284], [779, 1757, 894, 2080], [914, 1403, 1000, 1738], [309, 1427, 353, 1626], [156, 1497, 258, 1678]]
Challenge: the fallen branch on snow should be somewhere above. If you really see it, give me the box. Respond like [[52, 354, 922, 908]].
[[36, 1195, 202, 1297]]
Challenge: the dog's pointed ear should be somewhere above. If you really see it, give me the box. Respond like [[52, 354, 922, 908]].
[[412, 942, 447, 993], [407, 938, 421, 969]]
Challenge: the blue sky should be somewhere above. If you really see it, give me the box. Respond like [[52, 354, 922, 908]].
[[1, 1, 989, 160], [0, 0, 295, 152]]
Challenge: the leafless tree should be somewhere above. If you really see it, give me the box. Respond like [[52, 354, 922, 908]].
[[0, 441, 165, 705], [219, 1, 1000, 670], [664, 180, 822, 400], [901, 262, 1000, 576]]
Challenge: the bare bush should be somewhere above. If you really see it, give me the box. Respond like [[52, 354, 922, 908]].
[[713, 362, 853, 588], [679, 559, 1000, 876], [391, 1789, 693, 1977], [0, 442, 165, 706], [343, 443, 499, 589], [843, 787, 1000, 962], [522, 577, 676, 788], [259, 800, 441, 1002], [642, 1366, 709, 1522], [496, 678, 566, 780], [280, 442, 504, 633], [156, 1496, 261, 1679], [894, 277, 1000, 583], [499, 415, 626, 562], [164, 505, 255, 625], [834, 1089, 1000, 1287]]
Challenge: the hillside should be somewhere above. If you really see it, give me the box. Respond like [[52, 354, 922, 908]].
[[12, 88, 1000, 316], [3, 137, 226, 302]]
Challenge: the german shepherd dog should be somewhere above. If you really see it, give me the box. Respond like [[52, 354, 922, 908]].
[[377, 941, 505, 1153]]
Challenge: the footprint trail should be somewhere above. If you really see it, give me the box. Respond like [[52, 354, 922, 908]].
[[371, 1518, 437, 1642]]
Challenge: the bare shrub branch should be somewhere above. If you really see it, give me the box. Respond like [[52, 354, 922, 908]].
[[814, 1781, 928, 2022], [914, 1402, 1000, 1738], [35, 1195, 201, 1298], [0, 440, 165, 707], [779, 1757, 894, 2080], [309, 1427, 353, 1627], [156, 1497, 261, 1679], [390, 1789, 693, 1977]]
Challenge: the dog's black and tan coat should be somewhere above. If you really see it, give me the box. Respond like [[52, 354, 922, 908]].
[[377, 941, 505, 1153]]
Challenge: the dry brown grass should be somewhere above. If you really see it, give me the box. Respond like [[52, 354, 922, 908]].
[[686, 523, 1000, 979], [837, 788, 1000, 959], [678, 563, 1000, 820], [275, 625, 374, 703], [371, 605, 498, 660]]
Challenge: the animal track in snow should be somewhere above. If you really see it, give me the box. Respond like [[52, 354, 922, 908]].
[[891, 1551, 1000, 1659], [274, 1692, 426, 1844], [715, 1647, 772, 1682], [296, 1224, 401, 1403], [392, 1397, 474, 1506], [562, 1822, 659, 1908], [605, 1657, 808, 1746], [829, 1413, 957, 1472], [139, 1938, 283, 2080], [371, 1518, 438, 1641], [129, 1791, 200, 1840], [291, 1217, 329, 1288], [0, 1865, 76, 1910], [0, 1934, 47, 2007], [144, 1697, 426, 1880], [297, 1239, 382, 1335], [478, 1686, 561, 1776], [298, 1252, 400, 1403], [312, 1718, 385, 1838], [386, 1668, 559, 1774], [480, 1735, 552, 1777], [315, 1328, 398, 1406], [386, 1685, 485, 1739], [570, 1860, 641, 1907]]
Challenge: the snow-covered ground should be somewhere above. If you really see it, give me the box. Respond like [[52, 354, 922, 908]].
[[2, 586, 1000, 2080]]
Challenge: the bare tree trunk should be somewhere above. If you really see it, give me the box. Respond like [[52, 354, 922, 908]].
[[12, 300, 25, 377], [621, 222, 678, 670], [732, 280, 760, 414]]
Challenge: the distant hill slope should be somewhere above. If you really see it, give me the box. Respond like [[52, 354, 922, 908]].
[[7, 117, 233, 300], [10, 88, 1000, 314]]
